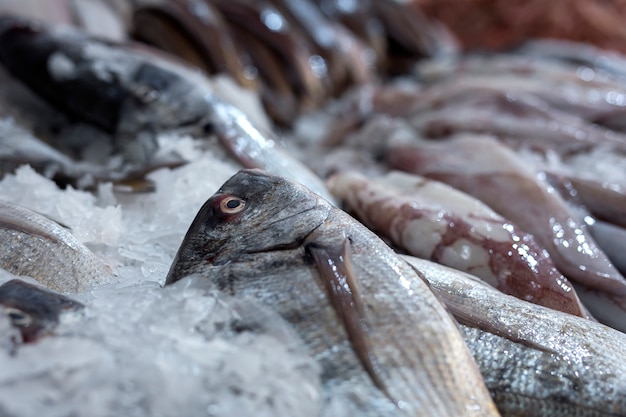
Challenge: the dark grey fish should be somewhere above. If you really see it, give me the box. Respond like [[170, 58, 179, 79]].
[[0, 201, 113, 293], [403, 255, 626, 417], [0, 15, 214, 163], [165, 168, 499, 417], [0, 278, 83, 343]]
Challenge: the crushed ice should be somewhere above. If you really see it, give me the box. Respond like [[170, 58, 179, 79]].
[[0, 154, 329, 416]]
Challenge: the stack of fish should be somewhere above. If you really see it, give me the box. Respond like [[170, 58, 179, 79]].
[[0, 7, 625, 417], [0, 0, 459, 125]]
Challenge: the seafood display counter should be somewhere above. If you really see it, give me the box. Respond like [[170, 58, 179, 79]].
[[0, 1, 625, 417]]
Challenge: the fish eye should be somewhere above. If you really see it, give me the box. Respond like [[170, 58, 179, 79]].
[[5, 308, 32, 328], [134, 85, 160, 104], [220, 196, 246, 214]]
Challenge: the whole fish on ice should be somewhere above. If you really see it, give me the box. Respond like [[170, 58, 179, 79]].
[[165, 168, 499, 417], [404, 256, 626, 417], [0, 15, 333, 199]]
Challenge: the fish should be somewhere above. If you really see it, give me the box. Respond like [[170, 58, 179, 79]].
[[131, 0, 259, 90], [0, 116, 168, 192], [0, 15, 215, 164], [0, 201, 113, 293], [313, 0, 388, 72], [214, 0, 330, 107], [326, 170, 588, 317], [374, 0, 459, 59], [205, 95, 337, 204], [270, 0, 376, 89], [387, 135, 626, 331], [0, 15, 333, 198], [403, 255, 626, 417], [0, 116, 81, 180], [165, 168, 500, 417], [0, 278, 83, 343]]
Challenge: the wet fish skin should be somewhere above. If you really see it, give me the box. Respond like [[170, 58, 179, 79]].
[[0, 279, 83, 343], [327, 170, 588, 317], [0, 201, 113, 293], [166, 168, 499, 417], [403, 256, 626, 417]]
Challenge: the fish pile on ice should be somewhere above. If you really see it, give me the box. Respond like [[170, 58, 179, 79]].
[[1, 5, 626, 417]]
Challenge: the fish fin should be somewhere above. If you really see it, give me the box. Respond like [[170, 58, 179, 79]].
[[402, 256, 558, 355], [308, 239, 390, 396], [438, 303, 558, 355]]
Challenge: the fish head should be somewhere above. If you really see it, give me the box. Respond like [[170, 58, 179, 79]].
[[118, 61, 211, 133], [165, 169, 332, 284], [0, 279, 84, 343]]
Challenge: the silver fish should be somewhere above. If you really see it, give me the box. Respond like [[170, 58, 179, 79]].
[[206, 95, 337, 204], [403, 255, 626, 417], [165, 168, 499, 417], [0, 201, 113, 293], [327, 170, 588, 317]]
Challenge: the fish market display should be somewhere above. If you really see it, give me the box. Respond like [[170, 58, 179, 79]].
[[0, 200, 113, 293], [327, 170, 587, 317], [130, 0, 458, 122], [403, 256, 626, 417], [0, 15, 334, 199], [166, 168, 499, 417], [0, 2, 626, 417]]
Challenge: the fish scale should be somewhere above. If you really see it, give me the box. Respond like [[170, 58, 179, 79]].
[[461, 325, 624, 417], [405, 256, 626, 417], [166, 168, 499, 416], [209, 252, 400, 416], [0, 201, 113, 293]]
